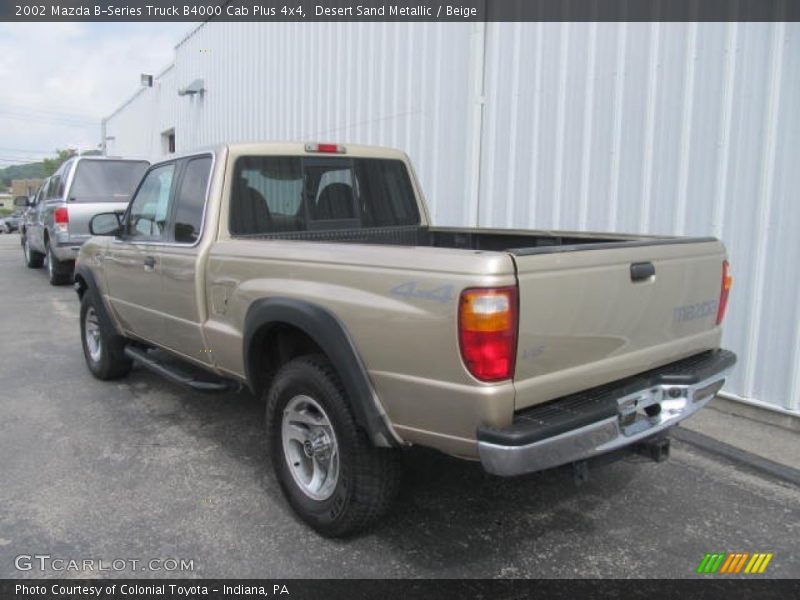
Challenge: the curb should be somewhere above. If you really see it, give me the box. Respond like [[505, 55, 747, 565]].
[[672, 426, 800, 488]]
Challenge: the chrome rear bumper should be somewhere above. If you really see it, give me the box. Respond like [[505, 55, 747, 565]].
[[478, 350, 736, 476]]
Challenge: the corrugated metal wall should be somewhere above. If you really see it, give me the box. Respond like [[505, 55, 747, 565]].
[[105, 64, 177, 158], [104, 22, 800, 414]]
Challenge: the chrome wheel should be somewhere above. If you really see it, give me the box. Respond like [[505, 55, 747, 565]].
[[84, 306, 102, 362], [281, 395, 339, 501]]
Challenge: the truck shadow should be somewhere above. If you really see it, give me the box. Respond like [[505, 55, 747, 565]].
[[123, 367, 643, 572], [369, 446, 642, 570]]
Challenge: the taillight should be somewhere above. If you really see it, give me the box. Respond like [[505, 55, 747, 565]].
[[716, 260, 732, 325], [54, 207, 69, 233], [458, 286, 518, 382]]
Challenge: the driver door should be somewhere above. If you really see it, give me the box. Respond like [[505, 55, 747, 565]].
[[105, 162, 176, 345]]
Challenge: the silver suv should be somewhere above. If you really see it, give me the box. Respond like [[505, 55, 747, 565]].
[[21, 156, 148, 284]]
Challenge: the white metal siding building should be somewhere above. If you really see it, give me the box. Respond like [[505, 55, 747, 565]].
[[104, 22, 800, 416]]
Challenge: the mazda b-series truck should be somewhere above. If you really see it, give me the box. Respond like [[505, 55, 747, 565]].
[[74, 143, 736, 536]]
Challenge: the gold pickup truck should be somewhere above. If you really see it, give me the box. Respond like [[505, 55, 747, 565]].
[[75, 142, 736, 536]]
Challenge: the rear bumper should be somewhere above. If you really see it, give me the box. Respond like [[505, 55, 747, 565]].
[[478, 349, 736, 476], [52, 239, 84, 261]]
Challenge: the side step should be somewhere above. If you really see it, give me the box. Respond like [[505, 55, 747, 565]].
[[124, 346, 241, 394]]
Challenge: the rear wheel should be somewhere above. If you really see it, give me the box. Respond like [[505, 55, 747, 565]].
[[46, 242, 72, 285], [265, 355, 401, 537], [22, 236, 44, 268], [80, 293, 132, 380]]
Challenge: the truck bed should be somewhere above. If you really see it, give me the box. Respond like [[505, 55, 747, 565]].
[[230, 223, 712, 255], [228, 223, 725, 416]]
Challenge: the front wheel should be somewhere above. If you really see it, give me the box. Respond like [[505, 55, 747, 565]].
[[80, 293, 132, 380], [265, 355, 401, 537]]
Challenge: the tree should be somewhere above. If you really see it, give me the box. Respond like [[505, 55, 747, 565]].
[[42, 148, 77, 176]]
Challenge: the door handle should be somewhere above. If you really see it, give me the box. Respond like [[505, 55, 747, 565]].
[[143, 256, 156, 271], [630, 262, 655, 282]]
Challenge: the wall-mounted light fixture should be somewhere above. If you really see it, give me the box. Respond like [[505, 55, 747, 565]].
[[141, 74, 153, 87], [178, 79, 205, 96]]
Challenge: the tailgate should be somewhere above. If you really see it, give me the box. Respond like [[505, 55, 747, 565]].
[[511, 238, 727, 410], [67, 200, 130, 240]]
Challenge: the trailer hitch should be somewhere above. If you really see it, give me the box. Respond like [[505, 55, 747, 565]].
[[635, 436, 671, 463]]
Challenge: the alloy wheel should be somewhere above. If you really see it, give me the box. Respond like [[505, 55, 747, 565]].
[[281, 394, 340, 501]]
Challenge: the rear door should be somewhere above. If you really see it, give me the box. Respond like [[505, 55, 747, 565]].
[[105, 162, 177, 345], [23, 181, 46, 244], [30, 173, 64, 253], [511, 239, 727, 409]]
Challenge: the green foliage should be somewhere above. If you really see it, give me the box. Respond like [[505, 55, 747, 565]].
[[0, 162, 46, 188], [42, 148, 78, 177], [0, 148, 81, 187]]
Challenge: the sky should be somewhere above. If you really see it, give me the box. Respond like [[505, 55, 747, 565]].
[[0, 22, 191, 166]]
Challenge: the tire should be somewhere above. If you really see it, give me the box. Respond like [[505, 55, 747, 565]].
[[265, 355, 401, 537], [45, 242, 73, 285], [80, 292, 133, 380], [22, 236, 44, 268]]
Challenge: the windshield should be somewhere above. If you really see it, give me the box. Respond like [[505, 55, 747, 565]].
[[69, 160, 149, 203]]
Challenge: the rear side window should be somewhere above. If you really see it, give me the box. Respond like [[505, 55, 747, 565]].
[[69, 160, 149, 203], [231, 157, 305, 234], [305, 163, 358, 226], [47, 176, 63, 200], [229, 157, 419, 235], [172, 156, 212, 244], [355, 159, 419, 227]]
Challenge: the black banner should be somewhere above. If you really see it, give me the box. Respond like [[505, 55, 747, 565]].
[[2, 579, 800, 600], [2, 0, 800, 22]]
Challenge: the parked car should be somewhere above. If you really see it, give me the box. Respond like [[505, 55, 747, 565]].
[[74, 142, 736, 537], [1, 210, 24, 233], [22, 156, 149, 284]]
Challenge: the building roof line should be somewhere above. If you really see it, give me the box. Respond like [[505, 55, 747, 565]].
[[175, 21, 209, 49], [103, 62, 175, 123]]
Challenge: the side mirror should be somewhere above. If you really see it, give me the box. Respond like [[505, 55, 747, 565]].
[[89, 212, 123, 236], [13, 196, 29, 208]]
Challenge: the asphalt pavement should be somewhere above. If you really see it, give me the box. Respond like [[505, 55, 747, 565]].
[[0, 233, 797, 579]]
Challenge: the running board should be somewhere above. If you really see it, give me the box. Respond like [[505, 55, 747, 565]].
[[124, 346, 240, 394]]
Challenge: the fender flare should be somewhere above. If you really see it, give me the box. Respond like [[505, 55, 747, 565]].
[[73, 263, 123, 337], [243, 297, 400, 448]]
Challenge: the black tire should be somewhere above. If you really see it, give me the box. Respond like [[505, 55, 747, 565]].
[[80, 292, 133, 380], [265, 355, 401, 537], [22, 236, 44, 268], [45, 242, 73, 285]]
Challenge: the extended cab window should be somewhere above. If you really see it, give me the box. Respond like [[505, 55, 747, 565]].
[[125, 163, 176, 241], [229, 157, 419, 235], [172, 156, 212, 244]]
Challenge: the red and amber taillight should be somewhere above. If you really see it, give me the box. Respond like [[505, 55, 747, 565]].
[[54, 206, 69, 233], [716, 260, 732, 325], [458, 286, 518, 382]]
